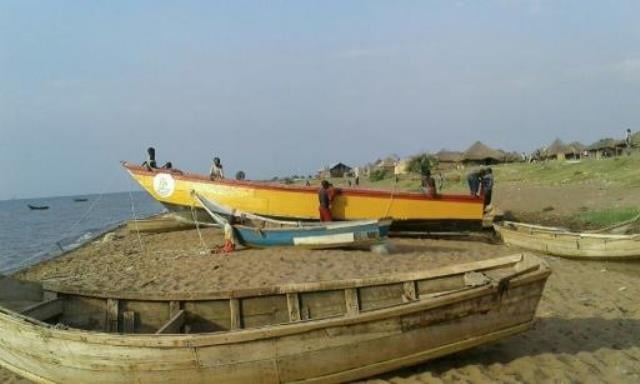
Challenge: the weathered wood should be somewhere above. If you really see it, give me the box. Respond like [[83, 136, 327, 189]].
[[0, 253, 552, 384], [106, 298, 118, 332], [20, 298, 63, 321], [229, 299, 241, 330], [122, 311, 135, 334], [345, 288, 360, 316], [169, 301, 181, 317], [286, 293, 301, 322], [155, 310, 185, 334], [402, 281, 417, 302], [42, 254, 525, 301], [496, 221, 640, 259]]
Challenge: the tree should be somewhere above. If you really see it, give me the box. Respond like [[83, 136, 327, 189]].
[[406, 153, 439, 174]]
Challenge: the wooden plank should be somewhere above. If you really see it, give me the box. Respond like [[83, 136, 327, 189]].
[[20, 298, 63, 321], [169, 301, 181, 316], [122, 311, 135, 334], [403, 281, 417, 302], [345, 288, 359, 316], [230, 299, 242, 330], [155, 310, 185, 334], [286, 293, 301, 322], [106, 298, 118, 332]]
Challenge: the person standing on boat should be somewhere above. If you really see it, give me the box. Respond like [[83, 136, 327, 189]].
[[209, 157, 224, 179], [318, 180, 335, 221], [421, 169, 437, 197], [142, 147, 157, 170], [467, 169, 484, 197], [481, 168, 494, 209]]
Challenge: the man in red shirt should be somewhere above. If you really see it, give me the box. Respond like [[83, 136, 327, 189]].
[[318, 180, 335, 221]]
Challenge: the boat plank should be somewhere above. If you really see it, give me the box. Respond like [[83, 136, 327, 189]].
[[20, 298, 63, 321], [155, 310, 185, 334]]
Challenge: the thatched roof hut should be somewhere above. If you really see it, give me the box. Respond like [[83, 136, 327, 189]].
[[436, 149, 464, 163], [568, 141, 586, 153], [462, 141, 504, 164]]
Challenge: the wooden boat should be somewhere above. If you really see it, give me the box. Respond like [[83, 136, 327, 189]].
[[122, 162, 485, 231], [195, 193, 392, 249], [27, 204, 49, 210], [0, 253, 550, 384], [494, 221, 640, 260], [73, 198, 88, 202], [126, 215, 199, 234]]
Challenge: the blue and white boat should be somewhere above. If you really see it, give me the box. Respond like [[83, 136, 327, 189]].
[[194, 193, 392, 249]]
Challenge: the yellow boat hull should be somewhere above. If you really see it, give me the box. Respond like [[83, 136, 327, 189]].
[[123, 163, 484, 229]]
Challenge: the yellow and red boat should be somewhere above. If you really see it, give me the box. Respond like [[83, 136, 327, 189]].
[[123, 162, 485, 230]]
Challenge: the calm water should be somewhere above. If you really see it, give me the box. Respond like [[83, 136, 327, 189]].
[[0, 191, 163, 274]]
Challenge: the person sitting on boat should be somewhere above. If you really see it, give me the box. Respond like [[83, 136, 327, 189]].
[[141, 147, 157, 171], [481, 168, 494, 209], [421, 169, 438, 197], [318, 180, 335, 221], [210, 157, 224, 179], [467, 169, 485, 197]]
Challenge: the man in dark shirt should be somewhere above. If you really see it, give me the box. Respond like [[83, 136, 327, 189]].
[[421, 170, 437, 197], [142, 147, 157, 171], [467, 169, 485, 197], [481, 168, 494, 208], [318, 180, 335, 221]]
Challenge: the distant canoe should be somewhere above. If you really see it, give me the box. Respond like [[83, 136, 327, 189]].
[[73, 198, 88, 202], [0, 253, 551, 383], [196, 193, 392, 249], [494, 221, 640, 260], [122, 162, 485, 231], [27, 204, 49, 210]]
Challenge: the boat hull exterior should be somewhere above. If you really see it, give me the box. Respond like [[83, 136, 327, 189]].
[[123, 164, 485, 229], [495, 221, 640, 260], [0, 255, 550, 384]]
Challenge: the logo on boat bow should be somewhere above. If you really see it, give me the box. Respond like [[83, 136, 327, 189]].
[[153, 173, 175, 198]]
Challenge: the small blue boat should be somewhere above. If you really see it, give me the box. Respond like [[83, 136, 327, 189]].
[[195, 193, 392, 249]]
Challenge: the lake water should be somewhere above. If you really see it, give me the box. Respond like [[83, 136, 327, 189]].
[[0, 192, 163, 274]]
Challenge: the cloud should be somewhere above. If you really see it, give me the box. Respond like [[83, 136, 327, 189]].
[[610, 58, 640, 83]]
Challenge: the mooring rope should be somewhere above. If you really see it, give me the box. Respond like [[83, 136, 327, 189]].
[[191, 201, 209, 252], [128, 189, 146, 255]]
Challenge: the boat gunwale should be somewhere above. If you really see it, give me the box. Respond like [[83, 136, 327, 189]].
[[122, 162, 482, 204], [497, 221, 640, 241], [0, 265, 550, 348], [42, 253, 533, 301]]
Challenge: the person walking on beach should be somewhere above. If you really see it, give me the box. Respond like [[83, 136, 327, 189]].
[[421, 169, 437, 197], [209, 157, 224, 179], [467, 169, 484, 197], [318, 180, 335, 221], [481, 168, 494, 209]]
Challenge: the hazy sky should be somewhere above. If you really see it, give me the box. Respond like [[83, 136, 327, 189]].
[[1, 1, 639, 199]]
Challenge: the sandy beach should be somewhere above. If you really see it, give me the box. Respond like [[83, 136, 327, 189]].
[[3, 183, 640, 383]]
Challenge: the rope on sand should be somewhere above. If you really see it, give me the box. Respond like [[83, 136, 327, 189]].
[[191, 202, 209, 252]]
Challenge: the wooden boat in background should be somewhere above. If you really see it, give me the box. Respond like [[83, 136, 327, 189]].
[[0, 253, 550, 383], [73, 198, 88, 202], [195, 193, 392, 249], [27, 204, 49, 210], [122, 162, 485, 231], [126, 214, 199, 234], [495, 221, 640, 260]]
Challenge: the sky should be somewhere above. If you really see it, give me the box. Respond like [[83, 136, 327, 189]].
[[1, 1, 639, 199]]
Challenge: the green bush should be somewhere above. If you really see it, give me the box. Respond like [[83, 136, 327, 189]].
[[407, 153, 439, 174], [369, 169, 388, 182]]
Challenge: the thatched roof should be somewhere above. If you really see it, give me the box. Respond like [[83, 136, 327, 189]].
[[588, 138, 619, 150], [463, 141, 504, 162], [568, 141, 586, 152], [546, 139, 570, 156], [435, 149, 464, 163], [504, 151, 522, 162]]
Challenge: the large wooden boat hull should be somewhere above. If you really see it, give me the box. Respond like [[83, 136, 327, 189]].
[[495, 221, 640, 260], [0, 254, 550, 384], [122, 163, 485, 230]]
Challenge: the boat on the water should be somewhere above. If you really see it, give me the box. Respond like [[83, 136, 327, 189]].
[[27, 204, 49, 210], [0, 253, 550, 383], [73, 198, 88, 202], [122, 162, 485, 231], [195, 193, 392, 249], [495, 221, 640, 260]]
